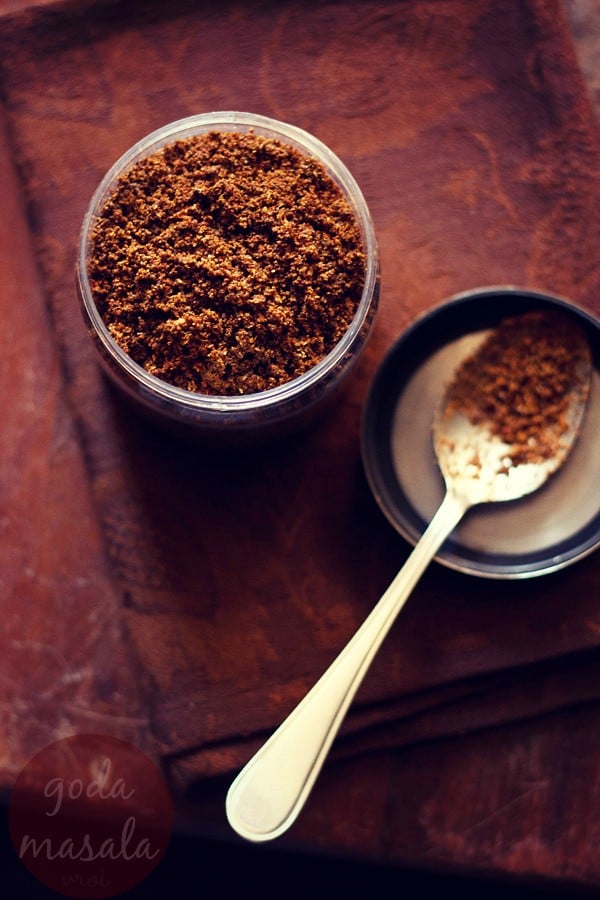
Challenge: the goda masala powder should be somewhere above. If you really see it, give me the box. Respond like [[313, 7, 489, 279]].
[[88, 130, 366, 396], [442, 310, 591, 465]]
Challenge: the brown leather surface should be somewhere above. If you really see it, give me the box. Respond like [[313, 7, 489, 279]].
[[1, 0, 599, 886]]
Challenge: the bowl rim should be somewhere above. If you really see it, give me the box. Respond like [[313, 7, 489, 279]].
[[77, 111, 379, 412]]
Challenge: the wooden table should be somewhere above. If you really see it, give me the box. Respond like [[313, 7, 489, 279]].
[[1, 0, 599, 895]]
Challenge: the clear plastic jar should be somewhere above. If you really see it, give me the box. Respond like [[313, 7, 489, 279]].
[[77, 111, 380, 443]]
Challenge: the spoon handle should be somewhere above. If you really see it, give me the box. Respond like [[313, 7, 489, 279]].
[[226, 489, 468, 842]]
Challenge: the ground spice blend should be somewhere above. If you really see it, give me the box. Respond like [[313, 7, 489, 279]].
[[88, 131, 366, 396], [443, 310, 591, 464]]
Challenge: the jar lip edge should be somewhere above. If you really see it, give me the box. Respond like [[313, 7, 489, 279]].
[[77, 112, 379, 412]]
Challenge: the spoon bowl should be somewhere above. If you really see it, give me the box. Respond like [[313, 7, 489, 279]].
[[226, 308, 591, 843]]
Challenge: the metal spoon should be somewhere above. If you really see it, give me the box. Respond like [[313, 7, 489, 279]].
[[226, 312, 591, 843]]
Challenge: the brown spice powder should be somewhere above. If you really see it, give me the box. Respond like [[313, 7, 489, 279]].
[[443, 310, 590, 464], [88, 130, 366, 395]]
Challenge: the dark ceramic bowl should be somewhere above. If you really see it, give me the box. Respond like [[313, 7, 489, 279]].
[[361, 286, 600, 579]]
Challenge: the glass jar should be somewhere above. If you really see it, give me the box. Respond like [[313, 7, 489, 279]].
[[77, 111, 380, 443]]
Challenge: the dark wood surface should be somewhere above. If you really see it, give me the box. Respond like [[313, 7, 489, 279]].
[[0, 0, 599, 893]]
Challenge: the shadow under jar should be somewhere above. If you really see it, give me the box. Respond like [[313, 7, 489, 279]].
[[77, 112, 380, 443]]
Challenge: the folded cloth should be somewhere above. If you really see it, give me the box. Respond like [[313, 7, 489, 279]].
[[1, 0, 599, 809]]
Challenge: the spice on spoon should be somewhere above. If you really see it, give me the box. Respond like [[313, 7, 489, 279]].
[[88, 130, 365, 396], [442, 309, 591, 465]]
